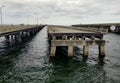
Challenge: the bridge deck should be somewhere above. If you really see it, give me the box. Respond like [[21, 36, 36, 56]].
[[48, 25, 103, 39], [48, 25, 94, 34], [48, 25, 106, 58], [0, 25, 43, 36]]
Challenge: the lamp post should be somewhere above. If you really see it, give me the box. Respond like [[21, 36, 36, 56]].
[[0, 5, 5, 26]]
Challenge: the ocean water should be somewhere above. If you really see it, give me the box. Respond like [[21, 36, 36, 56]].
[[0, 27, 120, 83]]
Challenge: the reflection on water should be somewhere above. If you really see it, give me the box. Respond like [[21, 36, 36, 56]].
[[0, 27, 120, 83]]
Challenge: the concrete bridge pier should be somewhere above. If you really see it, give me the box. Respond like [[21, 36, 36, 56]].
[[5, 35, 10, 43], [16, 35, 22, 42], [13, 35, 20, 43], [27, 32, 30, 37], [68, 46, 73, 57], [30, 31, 34, 36], [10, 35, 15, 42], [99, 45, 105, 58], [20, 32, 25, 38], [83, 45, 89, 58], [32, 30, 35, 35], [19, 32, 23, 36], [50, 46, 56, 57]]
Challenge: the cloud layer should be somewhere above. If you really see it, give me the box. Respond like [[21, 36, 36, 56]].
[[1, 0, 120, 25]]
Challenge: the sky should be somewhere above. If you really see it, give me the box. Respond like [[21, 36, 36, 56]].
[[1, 0, 120, 25]]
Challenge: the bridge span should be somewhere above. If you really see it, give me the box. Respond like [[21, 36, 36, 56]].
[[48, 25, 106, 58], [0, 25, 45, 43], [72, 23, 120, 33]]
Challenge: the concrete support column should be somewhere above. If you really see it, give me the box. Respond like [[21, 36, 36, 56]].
[[52, 36, 56, 40], [62, 35, 66, 40], [50, 46, 56, 57], [19, 32, 23, 39], [82, 36, 85, 40], [34, 29, 37, 33], [21, 32, 24, 36], [72, 35, 75, 40], [27, 32, 30, 36], [68, 46, 73, 57], [16, 35, 22, 42], [32, 30, 35, 35], [9, 35, 14, 42], [11, 35, 14, 40], [30, 31, 33, 36], [22, 32, 26, 37], [18, 35, 22, 42], [83, 45, 89, 58], [5, 35, 10, 43], [99, 45, 105, 58], [20, 32, 23, 36]]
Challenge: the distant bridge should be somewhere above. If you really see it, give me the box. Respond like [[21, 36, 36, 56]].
[[72, 23, 120, 33], [0, 25, 45, 43]]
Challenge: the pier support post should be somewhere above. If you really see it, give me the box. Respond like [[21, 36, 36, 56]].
[[83, 45, 89, 58], [68, 46, 73, 58], [5, 35, 10, 43], [18, 35, 22, 42], [30, 31, 33, 36], [16, 35, 22, 42], [11, 35, 14, 41], [99, 45, 105, 58], [50, 46, 56, 57], [27, 32, 30, 37]]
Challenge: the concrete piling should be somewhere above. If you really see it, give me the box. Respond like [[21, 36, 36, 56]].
[[83, 45, 89, 58], [68, 46, 73, 57], [5, 35, 10, 43], [17, 35, 22, 42], [99, 45, 105, 58], [50, 46, 56, 57]]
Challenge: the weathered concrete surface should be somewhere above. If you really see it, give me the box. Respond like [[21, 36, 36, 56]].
[[51, 40, 105, 46], [48, 25, 106, 58], [72, 23, 120, 33], [0, 25, 43, 36], [48, 25, 97, 34]]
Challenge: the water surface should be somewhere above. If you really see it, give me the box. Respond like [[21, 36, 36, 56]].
[[0, 27, 120, 83]]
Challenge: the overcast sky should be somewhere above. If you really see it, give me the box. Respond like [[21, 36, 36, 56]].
[[1, 0, 120, 25]]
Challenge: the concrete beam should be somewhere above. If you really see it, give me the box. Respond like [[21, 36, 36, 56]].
[[51, 40, 105, 46], [83, 45, 89, 58]]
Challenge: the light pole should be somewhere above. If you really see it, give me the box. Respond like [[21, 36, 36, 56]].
[[0, 5, 5, 26]]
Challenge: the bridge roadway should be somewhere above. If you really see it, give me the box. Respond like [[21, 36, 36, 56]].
[[48, 25, 95, 33], [0, 25, 44, 36], [48, 25, 106, 58], [72, 23, 120, 33], [0, 25, 45, 43]]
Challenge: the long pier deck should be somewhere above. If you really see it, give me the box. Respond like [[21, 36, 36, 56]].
[[72, 23, 120, 33], [0, 25, 44, 36], [0, 25, 45, 43], [48, 25, 106, 58]]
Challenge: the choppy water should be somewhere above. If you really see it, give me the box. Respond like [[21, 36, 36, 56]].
[[0, 27, 120, 83]]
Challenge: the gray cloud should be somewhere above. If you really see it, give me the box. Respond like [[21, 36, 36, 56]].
[[1, 0, 120, 25]]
